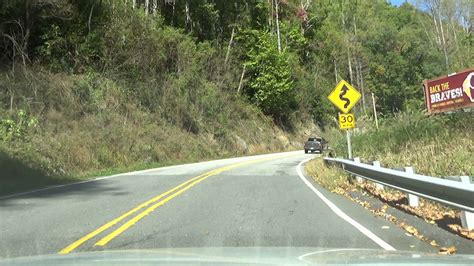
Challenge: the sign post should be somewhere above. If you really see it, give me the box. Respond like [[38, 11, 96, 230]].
[[346, 130, 352, 159], [328, 80, 361, 159], [371, 93, 379, 130]]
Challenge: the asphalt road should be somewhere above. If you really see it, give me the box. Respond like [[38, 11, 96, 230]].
[[0, 151, 439, 259]]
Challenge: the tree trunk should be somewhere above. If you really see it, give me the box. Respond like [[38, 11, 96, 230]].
[[153, 0, 158, 15], [145, 0, 149, 15], [450, 21, 459, 51], [341, 7, 353, 85], [10, 90, 14, 111], [372, 93, 379, 130], [426, 1, 449, 70], [432, 8, 442, 46], [438, 13, 449, 70], [275, 0, 282, 53], [358, 59, 367, 114], [171, 0, 176, 26], [185, 1, 192, 32], [88, 4, 95, 34], [224, 27, 235, 66], [420, 18, 435, 48], [267, 0, 273, 29], [20, 0, 32, 65], [7, 74, 14, 111], [12, 46, 15, 72], [333, 58, 338, 84], [355, 57, 360, 89], [237, 65, 247, 94], [3, 33, 24, 69], [347, 51, 353, 84], [450, 20, 462, 67], [132, 0, 136, 9]]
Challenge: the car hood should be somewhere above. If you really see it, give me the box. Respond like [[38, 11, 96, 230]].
[[1, 247, 474, 265]]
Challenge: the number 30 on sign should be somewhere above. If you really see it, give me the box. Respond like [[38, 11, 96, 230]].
[[339, 113, 355, 129]]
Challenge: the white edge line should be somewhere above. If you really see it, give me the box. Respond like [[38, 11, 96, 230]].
[[0, 150, 302, 200], [296, 157, 396, 251], [297, 248, 372, 262]]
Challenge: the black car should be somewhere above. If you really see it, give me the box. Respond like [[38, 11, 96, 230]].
[[304, 137, 327, 154]]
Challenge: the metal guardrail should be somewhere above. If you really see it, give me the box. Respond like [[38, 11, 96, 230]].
[[324, 157, 474, 213]]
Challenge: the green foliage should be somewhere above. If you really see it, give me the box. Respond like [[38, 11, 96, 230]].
[[281, 21, 307, 55], [0, 0, 472, 194], [332, 111, 473, 176], [239, 30, 295, 119], [2, 0, 471, 121], [0, 110, 38, 142], [361, 3, 428, 114]]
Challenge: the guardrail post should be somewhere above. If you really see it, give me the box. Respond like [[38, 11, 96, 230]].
[[404, 167, 419, 207], [460, 176, 474, 231], [353, 157, 364, 183], [372, 161, 384, 190]]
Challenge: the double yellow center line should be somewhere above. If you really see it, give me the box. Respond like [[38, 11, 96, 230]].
[[58, 155, 289, 254]]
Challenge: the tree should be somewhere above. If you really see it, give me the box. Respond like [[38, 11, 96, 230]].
[[241, 30, 294, 120]]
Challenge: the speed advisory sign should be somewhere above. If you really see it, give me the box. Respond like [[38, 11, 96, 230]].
[[339, 113, 355, 129]]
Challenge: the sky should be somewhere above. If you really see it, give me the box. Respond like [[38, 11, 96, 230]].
[[389, 0, 427, 11], [389, 0, 409, 7]]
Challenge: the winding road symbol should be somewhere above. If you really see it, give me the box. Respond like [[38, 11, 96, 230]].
[[339, 85, 351, 109], [327, 79, 361, 113]]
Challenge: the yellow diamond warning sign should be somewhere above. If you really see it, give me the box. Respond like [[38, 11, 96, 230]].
[[339, 113, 356, 129], [328, 80, 361, 114]]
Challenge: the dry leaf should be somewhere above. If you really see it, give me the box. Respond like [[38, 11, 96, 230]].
[[467, 231, 474, 239], [405, 225, 418, 235], [328, 177, 474, 246], [438, 246, 457, 255], [331, 187, 345, 195]]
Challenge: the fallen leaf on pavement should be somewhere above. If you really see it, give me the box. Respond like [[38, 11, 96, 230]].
[[331, 187, 346, 195], [438, 246, 456, 255], [404, 225, 418, 235]]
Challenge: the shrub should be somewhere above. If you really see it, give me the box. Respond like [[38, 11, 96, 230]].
[[0, 109, 38, 142]]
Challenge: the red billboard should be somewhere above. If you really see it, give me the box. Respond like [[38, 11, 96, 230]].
[[423, 68, 474, 114]]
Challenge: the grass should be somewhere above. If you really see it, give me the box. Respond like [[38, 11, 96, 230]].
[[0, 145, 298, 197], [0, 68, 311, 197], [329, 111, 473, 177], [305, 157, 353, 193], [306, 111, 474, 240], [0, 113, 304, 197], [0, 5, 318, 197], [305, 155, 474, 241]]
